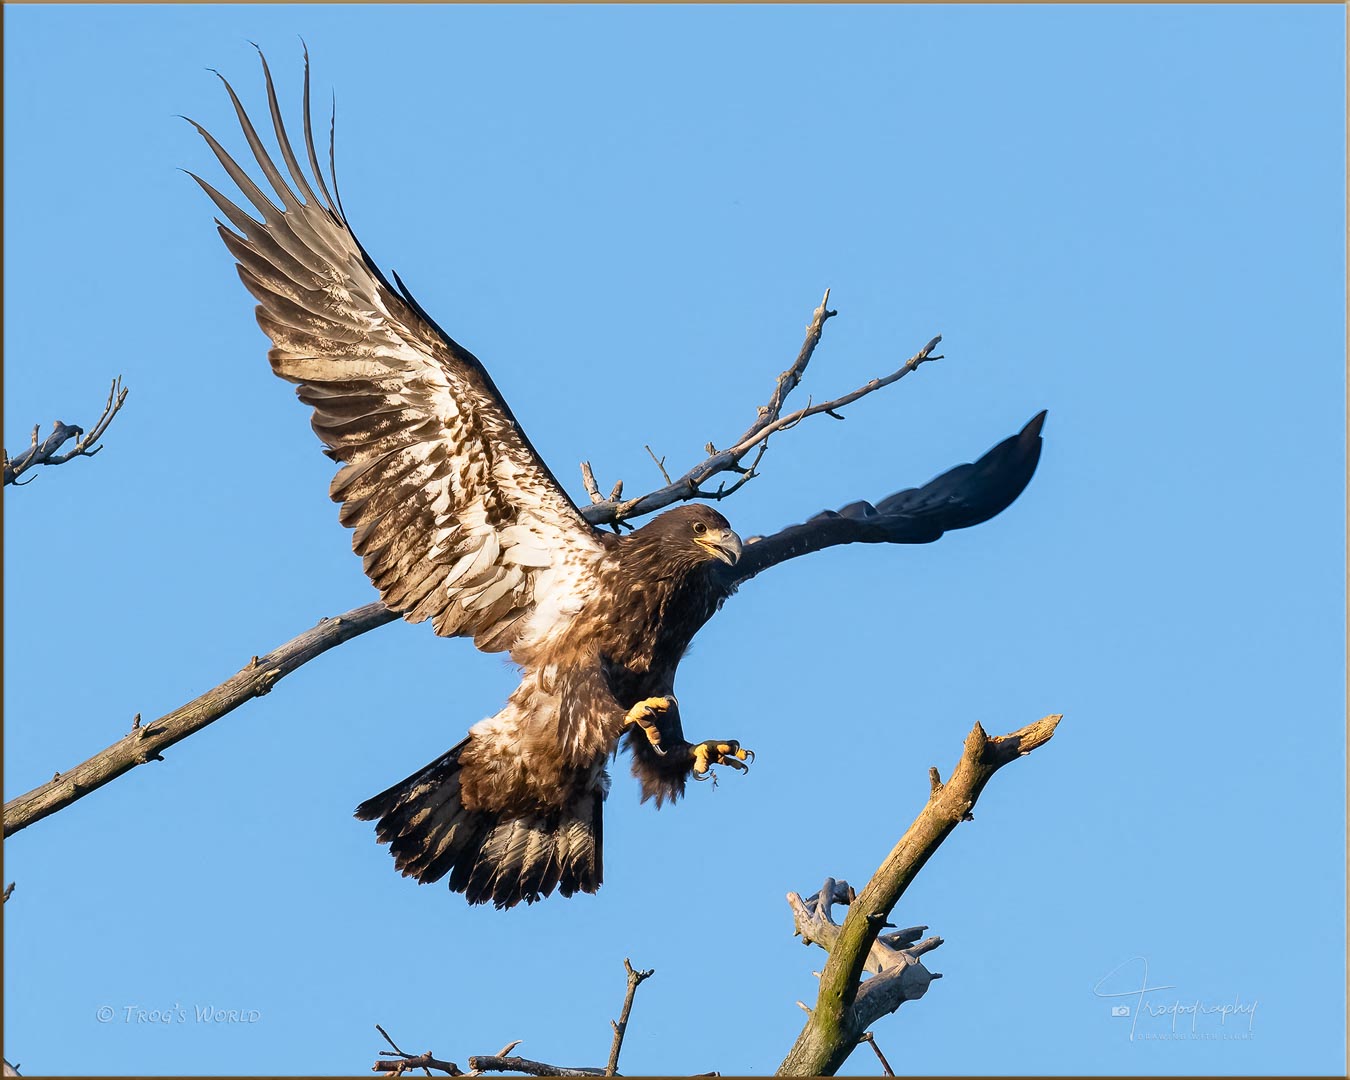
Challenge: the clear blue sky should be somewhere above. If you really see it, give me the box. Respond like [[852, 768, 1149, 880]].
[[4, 5, 1344, 1076]]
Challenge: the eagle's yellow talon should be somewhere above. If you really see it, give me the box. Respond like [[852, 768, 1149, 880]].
[[624, 696, 677, 755], [689, 739, 753, 778]]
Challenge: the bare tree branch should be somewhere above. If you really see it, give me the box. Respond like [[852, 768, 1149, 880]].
[[373, 1049, 463, 1077], [2, 603, 397, 837], [576, 292, 942, 526], [374, 1024, 455, 1076], [606, 958, 654, 1075], [374, 959, 657, 1078], [3, 377, 129, 486], [372, 1041, 604, 1077], [467, 1053, 603, 1076], [777, 713, 1063, 1076]]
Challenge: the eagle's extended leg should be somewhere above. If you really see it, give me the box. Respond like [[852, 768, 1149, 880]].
[[624, 696, 677, 756], [623, 699, 753, 771], [622, 695, 755, 800]]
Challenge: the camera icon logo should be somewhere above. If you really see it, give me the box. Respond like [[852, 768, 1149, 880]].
[[1110, 1006, 1131, 1017]]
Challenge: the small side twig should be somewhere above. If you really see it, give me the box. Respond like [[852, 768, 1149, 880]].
[[643, 446, 672, 484], [606, 958, 655, 1075], [4, 377, 129, 486]]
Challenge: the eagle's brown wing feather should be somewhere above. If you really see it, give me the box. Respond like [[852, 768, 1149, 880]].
[[187, 51, 603, 654]]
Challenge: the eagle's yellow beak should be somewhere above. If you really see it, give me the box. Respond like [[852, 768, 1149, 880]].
[[697, 527, 743, 566]]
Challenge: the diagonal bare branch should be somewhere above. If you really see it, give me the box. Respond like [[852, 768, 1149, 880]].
[[606, 958, 655, 1075], [2, 603, 398, 837], [778, 714, 1063, 1076]]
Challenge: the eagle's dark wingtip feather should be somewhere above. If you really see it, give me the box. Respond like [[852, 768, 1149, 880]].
[[300, 46, 339, 214], [724, 410, 1049, 584]]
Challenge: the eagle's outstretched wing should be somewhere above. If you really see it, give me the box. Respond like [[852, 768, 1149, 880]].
[[186, 52, 604, 653], [721, 410, 1046, 587]]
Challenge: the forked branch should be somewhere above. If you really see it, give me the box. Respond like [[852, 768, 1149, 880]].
[[3, 377, 129, 486], [578, 291, 941, 525]]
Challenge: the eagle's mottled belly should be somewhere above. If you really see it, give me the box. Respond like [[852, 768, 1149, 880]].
[[460, 531, 736, 815], [594, 567, 729, 707]]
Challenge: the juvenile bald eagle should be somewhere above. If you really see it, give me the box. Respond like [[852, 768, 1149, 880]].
[[187, 53, 1046, 908]]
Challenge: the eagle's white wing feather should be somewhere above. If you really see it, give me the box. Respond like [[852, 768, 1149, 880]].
[[187, 52, 604, 655]]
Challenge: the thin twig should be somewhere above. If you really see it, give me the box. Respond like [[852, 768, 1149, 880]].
[[740, 287, 836, 447], [606, 958, 655, 1075], [858, 1032, 894, 1077], [4, 377, 129, 486], [643, 446, 672, 485]]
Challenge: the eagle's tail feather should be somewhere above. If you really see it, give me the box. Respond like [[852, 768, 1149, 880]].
[[354, 740, 603, 909]]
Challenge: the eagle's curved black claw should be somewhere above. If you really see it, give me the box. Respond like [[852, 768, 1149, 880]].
[[690, 739, 754, 778], [624, 696, 677, 756]]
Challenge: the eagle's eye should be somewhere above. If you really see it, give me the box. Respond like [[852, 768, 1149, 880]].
[[692, 521, 708, 536]]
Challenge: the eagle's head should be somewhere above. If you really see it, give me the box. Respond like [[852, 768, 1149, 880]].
[[630, 504, 743, 571]]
